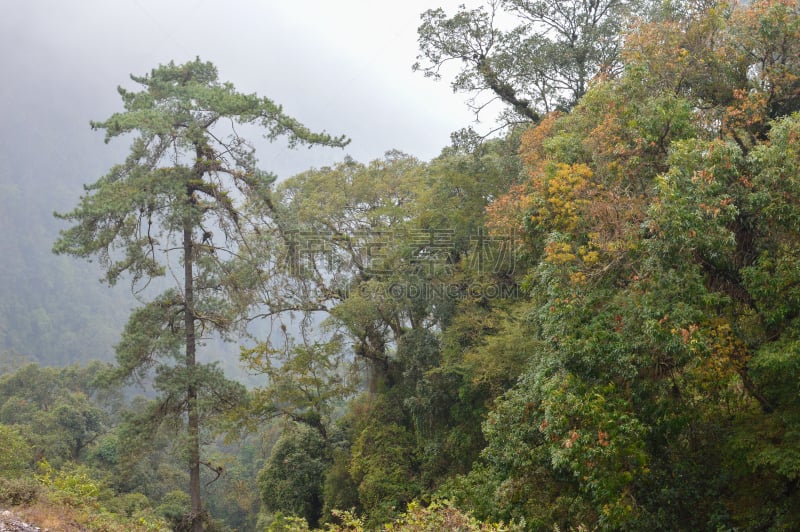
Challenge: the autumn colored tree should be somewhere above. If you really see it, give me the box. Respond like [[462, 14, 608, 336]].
[[464, 1, 800, 528]]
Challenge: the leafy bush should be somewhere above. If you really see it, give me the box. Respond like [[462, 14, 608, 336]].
[[257, 511, 313, 531], [0, 477, 41, 505], [259, 424, 329, 527], [0, 424, 31, 475], [385, 500, 515, 531], [155, 489, 190, 529], [35, 459, 99, 507]]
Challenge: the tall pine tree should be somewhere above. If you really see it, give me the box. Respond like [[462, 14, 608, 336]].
[[53, 58, 348, 530]]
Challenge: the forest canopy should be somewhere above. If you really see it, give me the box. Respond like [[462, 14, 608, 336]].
[[0, 0, 799, 530]]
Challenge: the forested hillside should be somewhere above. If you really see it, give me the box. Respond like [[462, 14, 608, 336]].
[[2, 1, 800, 531], [0, 103, 132, 365]]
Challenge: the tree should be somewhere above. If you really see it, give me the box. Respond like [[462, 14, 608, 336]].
[[0, 424, 30, 476], [241, 140, 527, 523], [53, 58, 348, 530], [245, 153, 430, 392], [0, 362, 117, 466], [414, 0, 646, 128], [465, 2, 800, 528], [242, 333, 356, 441], [257, 423, 329, 527]]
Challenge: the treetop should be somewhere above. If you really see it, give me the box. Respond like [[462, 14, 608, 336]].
[[91, 57, 350, 149]]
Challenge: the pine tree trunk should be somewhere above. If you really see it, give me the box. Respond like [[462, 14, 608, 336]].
[[184, 218, 203, 532]]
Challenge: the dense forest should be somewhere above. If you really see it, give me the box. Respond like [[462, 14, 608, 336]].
[[2, 0, 800, 530]]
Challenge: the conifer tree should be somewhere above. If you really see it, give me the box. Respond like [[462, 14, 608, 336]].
[[53, 58, 348, 530]]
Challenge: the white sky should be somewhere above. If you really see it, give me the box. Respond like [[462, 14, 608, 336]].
[[1, 0, 482, 179]]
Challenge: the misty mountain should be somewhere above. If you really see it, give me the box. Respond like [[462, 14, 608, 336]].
[[0, 74, 133, 365]]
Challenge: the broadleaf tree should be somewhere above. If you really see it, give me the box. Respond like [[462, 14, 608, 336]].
[[414, 0, 649, 139], [53, 58, 348, 530]]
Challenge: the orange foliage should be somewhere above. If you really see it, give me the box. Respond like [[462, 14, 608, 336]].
[[622, 19, 697, 94], [724, 0, 800, 139], [518, 112, 561, 168], [486, 113, 561, 236], [485, 181, 532, 235]]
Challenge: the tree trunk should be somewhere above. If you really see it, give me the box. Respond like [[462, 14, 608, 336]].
[[184, 217, 203, 532]]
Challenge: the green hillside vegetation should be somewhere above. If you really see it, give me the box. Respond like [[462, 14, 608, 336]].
[[1, 0, 800, 530]]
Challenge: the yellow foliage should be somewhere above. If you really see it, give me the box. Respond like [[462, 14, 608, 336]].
[[544, 242, 577, 264], [531, 163, 596, 234], [578, 244, 601, 267], [683, 318, 749, 398], [704, 319, 748, 375], [570, 271, 588, 285]]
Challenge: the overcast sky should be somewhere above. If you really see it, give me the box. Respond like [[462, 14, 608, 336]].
[[1, 0, 482, 181]]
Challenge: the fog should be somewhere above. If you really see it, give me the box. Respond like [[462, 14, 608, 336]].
[[0, 1, 479, 367]]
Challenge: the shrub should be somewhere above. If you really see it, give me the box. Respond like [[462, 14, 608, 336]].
[[35, 459, 99, 508], [0, 424, 31, 476], [385, 499, 515, 531], [0, 477, 41, 505]]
